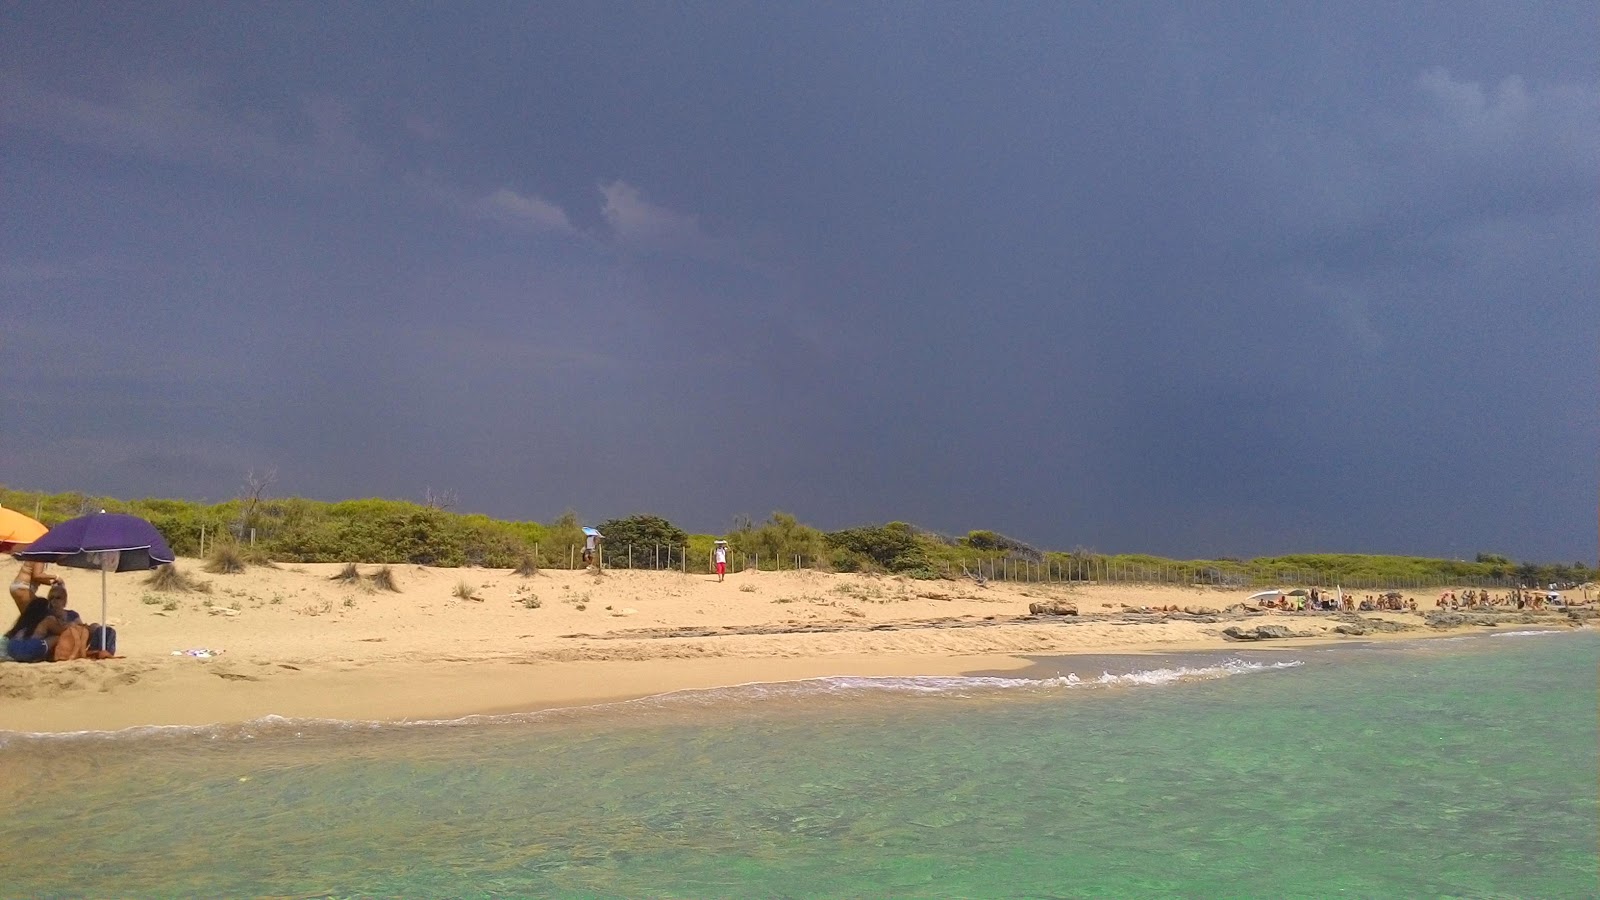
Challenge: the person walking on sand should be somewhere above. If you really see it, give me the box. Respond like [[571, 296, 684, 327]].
[[10, 559, 58, 614], [714, 540, 728, 582]]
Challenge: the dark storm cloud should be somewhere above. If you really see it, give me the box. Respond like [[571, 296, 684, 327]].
[[1, 2, 1594, 561]]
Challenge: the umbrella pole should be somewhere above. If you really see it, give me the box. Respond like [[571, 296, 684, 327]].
[[101, 567, 108, 650]]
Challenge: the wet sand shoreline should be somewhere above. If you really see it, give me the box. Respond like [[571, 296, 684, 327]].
[[1, 560, 1587, 733]]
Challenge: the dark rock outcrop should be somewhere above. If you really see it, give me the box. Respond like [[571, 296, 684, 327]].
[[1331, 615, 1417, 636], [1425, 611, 1547, 629], [1221, 624, 1299, 641]]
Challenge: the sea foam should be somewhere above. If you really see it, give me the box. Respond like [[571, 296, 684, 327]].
[[0, 659, 1304, 747]]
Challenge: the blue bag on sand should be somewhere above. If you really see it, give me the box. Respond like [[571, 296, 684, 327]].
[[88, 624, 117, 655], [6, 637, 49, 662]]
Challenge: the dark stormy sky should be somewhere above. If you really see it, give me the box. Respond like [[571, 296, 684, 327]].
[[2, 2, 1596, 561]]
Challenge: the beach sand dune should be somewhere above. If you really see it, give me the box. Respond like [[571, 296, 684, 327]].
[[0, 560, 1565, 732]]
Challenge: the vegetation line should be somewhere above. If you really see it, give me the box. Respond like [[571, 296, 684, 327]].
[[1, 487, 1590, 588]]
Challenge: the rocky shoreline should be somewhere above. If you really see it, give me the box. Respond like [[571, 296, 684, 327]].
[[560, 606, 1594, 643]]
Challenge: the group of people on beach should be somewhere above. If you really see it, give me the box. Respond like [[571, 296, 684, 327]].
[[1436, 589, 1558, 611], [1262, 586, 1576, 614], [1260, 588, 1369, 612], [2, 560, 109, 663]]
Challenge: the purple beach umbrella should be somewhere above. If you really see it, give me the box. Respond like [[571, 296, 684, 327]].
[[14, 511, 174, 652]]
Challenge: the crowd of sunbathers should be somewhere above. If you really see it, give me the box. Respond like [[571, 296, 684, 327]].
[[1260, 585, 1575, 614], [1435, 588, 1560, 611], [1258, 588, 1382, 612], [2, 561, 114, 663]]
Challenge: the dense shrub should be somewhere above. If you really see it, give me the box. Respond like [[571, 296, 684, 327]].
[[729, 512, 824, 569], [961, 529, 1040, 559], [824, 522, 932, 575], [598, 514, 688, 568]]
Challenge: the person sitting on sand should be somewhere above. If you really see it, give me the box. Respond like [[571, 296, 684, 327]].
[[3, 582, 83, 659], [9, 559, 58, 615], [5, 582, 76, 662]]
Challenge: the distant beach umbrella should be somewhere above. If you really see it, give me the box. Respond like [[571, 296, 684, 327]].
[[0, 506, 48, 552], [582, 527, 602, 537], [14, 511, 174, 652]]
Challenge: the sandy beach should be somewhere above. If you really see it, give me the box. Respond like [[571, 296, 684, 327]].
[[0, 560, 1583, 733]]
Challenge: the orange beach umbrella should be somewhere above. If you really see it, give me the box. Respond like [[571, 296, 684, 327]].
[[0, 506, 48, 552]]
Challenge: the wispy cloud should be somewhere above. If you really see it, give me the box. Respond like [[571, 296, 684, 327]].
[[1255, 68, 1599, 353], [599, 180, 712, 250], [474, 188, 578, 234], [1257, 68, 1600, 233], [0, 75, 377, 179], [597, 179, 782, 276], [1408, 68, 1600, 186], [404, 175, 584, 238], [416, 175, 773, 273]]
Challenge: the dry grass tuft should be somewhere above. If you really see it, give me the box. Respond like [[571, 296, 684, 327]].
[[367, 565, 401, 592], [241, 547, 280, 569], [513, 553, 540, 578], [204, 542, 247, 574], [331, 562, 362, 583], [453, 580, 480, 601], [145, 564, 213, 593]]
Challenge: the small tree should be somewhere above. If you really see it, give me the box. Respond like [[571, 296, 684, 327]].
[[545, 510, 584, 567], [422, 487, 459, 510], [597, 515, 689, 568], [235, 467, 277, 542], [730, 512, 823, 569]]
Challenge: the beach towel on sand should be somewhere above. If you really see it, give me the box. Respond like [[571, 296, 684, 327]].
[[50, 623, 90, 662]]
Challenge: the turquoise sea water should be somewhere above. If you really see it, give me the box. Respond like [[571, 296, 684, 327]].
[[1, 630, 1595, 898]]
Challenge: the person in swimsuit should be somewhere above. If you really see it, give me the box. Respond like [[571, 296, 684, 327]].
[[5, 582, 74, 662], [10, 559, 58, 614]]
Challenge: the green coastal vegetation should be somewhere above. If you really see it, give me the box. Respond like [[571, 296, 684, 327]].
[[2, 486, 1592, 591]]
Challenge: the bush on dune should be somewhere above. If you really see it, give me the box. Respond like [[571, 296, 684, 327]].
[[3, 485, 1592, 587]]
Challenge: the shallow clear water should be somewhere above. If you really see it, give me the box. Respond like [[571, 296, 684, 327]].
[[1, 630, 1595, 898]]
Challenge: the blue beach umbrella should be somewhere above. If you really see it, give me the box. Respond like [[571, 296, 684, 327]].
[[14, 511, 174, 651]]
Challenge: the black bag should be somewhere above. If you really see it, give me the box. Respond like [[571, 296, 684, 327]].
[[88, 624, 117, 655]]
